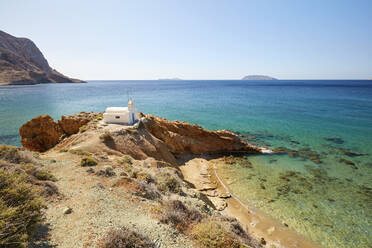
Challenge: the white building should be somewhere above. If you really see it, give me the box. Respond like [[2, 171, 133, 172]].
[[103, 100, 138, 125]]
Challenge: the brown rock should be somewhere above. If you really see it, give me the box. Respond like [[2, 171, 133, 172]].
[[19, 115, 63, 152], [58, 115, 90, 135], [142, 115, 261, 155]]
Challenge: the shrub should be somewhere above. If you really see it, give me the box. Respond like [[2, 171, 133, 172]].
[[134, 182, 161, 200], [137, 172, 154, 184], [100, 131, 114, 143], [70, 149, 91, 156], [0, 170, 44, 248], [33, 170, 57, 181], [156, 172, 181, 194], [0, 145, 34, 164], [120, 155, 133, 165], [59, 148, 69, 153], [80, 157, 98, 167], [191, 221, 243, 248], [20, 163, 56, 182], [42, 182, 59, 196], [160, 200, 203, 232], [79, 125, 88, 133], [99, 226, 155, 248]]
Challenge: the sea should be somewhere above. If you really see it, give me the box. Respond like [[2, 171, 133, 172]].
[[0, 80, 371, 248]]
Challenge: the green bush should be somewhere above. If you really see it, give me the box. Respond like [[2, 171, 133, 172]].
[[59, 148, 69, 153], [80, 157, 98, 167], [79, 125, 88, 133], [0, 170, 44, 248]]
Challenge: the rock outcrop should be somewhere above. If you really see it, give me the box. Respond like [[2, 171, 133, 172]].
[[20, 113, 263, 160], [0, 30, 85, 85], [141, 115, 261, 155], [58, 115, 90, 135], [19, 113, 94, 152], [19, 115, 63, 152]]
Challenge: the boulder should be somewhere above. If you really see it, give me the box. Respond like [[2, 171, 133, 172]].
[[19, 115, 63, 152], [58, 115, 89, 135]]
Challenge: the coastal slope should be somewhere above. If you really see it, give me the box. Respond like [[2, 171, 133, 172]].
[[0, 30, 85, 85]]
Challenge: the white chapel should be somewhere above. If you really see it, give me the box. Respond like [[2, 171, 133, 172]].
[[103, 99, 138, 125]]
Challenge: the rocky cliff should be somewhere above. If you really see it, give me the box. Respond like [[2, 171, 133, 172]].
[[0, 30, 85, 85], [19, 113, 263, 162]]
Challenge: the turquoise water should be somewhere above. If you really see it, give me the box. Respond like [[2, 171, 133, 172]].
[[0, 80, 371, 247]]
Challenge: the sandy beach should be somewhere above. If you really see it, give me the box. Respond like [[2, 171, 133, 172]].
[[179, 156, 322, 248]]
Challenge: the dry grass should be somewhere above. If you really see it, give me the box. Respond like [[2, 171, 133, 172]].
[[99, 226, 155, 248], [159, 199, 203, 232], [190, 220, 244, 248], [156, 171, 182, 194], [0, 145, 36, 164], [0, 169, 44, 248]]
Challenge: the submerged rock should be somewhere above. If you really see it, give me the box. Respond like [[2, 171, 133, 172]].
[[339, 148, 365, 157], [324, 137, 344, 144], [339, 158, 358, 169]]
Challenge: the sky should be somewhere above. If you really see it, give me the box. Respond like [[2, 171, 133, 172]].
[[0, 0, 371, 80]]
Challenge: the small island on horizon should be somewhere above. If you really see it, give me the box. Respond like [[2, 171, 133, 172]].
[[242, 75, 278, 80], [158, 77, 183, 81]]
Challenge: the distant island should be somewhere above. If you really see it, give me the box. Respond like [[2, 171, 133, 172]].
[[0, 30, 85, 86], [242, 75, 278, 80], [158, 78, 183, 81]]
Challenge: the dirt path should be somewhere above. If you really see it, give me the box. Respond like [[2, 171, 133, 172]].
[[32, 152, 193, 248]]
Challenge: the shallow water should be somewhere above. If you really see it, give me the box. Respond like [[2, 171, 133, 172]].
[[0, 80, 371, 247]]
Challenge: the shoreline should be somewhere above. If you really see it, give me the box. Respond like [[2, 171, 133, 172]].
[[179, 157, 321, 248]]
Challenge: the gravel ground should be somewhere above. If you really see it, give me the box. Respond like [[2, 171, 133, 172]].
[[29, 152, 194, 248]]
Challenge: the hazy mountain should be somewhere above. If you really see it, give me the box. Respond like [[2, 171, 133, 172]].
[[242, 75, 278, 80]]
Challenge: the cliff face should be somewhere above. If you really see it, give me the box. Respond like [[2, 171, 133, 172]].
[[0, 30, 85, 85]]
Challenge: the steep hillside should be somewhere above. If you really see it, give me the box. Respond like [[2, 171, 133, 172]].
[[0, 30, 85, 85]]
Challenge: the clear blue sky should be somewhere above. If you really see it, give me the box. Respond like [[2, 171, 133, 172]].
[[0, 0, 371, 80]]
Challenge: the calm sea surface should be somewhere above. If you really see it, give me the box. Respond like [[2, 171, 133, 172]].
[[0, 80, 371, 247]]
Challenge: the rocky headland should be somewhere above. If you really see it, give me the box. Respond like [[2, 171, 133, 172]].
[[0, 113, 320, 248], [0, 30, 85, 85]]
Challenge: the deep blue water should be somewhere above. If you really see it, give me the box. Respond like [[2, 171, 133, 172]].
[[0, 80, 371, 247]]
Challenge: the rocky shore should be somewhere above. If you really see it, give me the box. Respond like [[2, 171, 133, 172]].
[[0, 112, 319, 247]]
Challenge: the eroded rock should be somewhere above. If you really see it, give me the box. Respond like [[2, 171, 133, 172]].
[[19, 115, 63, 152]]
